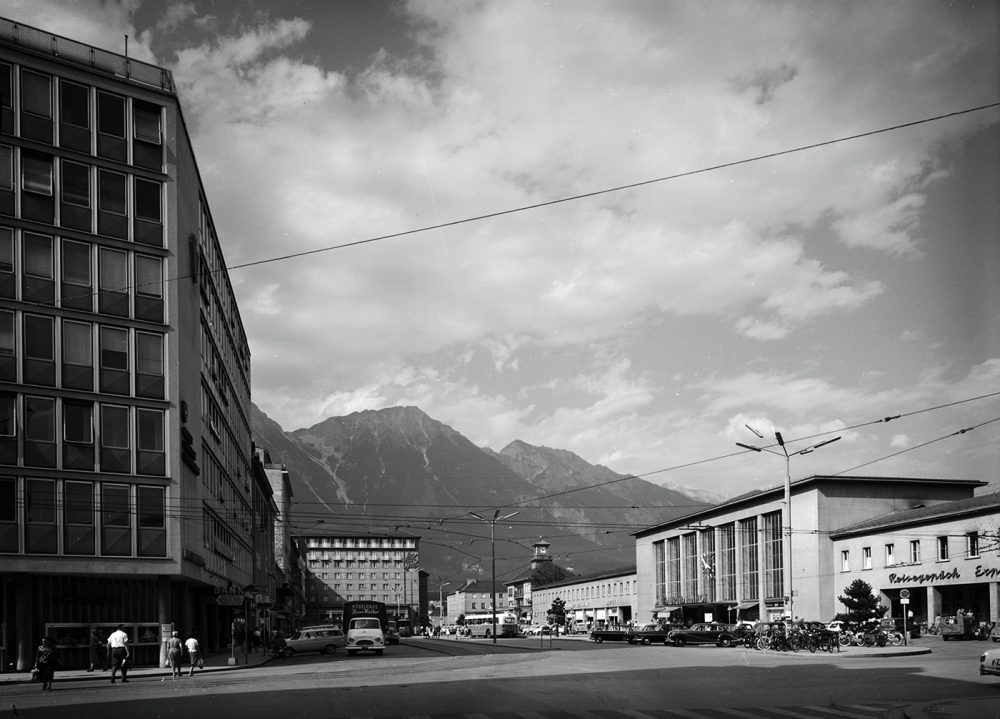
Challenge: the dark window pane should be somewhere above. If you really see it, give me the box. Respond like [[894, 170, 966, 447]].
[[64, 481, 94, 524], [133, 102, 161, 144], [0, 63, 11, 109], [100, 405, 129, 448], [24, 315, 54, 360], [0, 476, 14, 521], [62, 240, 91, 285], [0, 312, 11, 356], [60, 81, 89, 128], [98, 169, 126, 215], [102, 484, 129, 526], [0, 227, 11, 271], [134, 178, 161, 221], [100, 326, 128, 370], [24, 396, 55, 441], [136, 332, 162, 374], [136, 409, 163, 451], [0, 393, 14, 436], [24, 233, 53, 278], [135, 255, 162, 297], [64, 401, 93, 444], [21, 70, 51, 117], [97, 92, 125, 136], [61, 161, 90, 207], [63, 320, 93, 366], [22, 154, 53, 195], [137, 485, 164, 527], [0, 146, 11, 190], [98, 247, 126, 289]]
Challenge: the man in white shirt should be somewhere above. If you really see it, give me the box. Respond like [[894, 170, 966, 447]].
[[106, 624, 130, 684], [184, 633, 201, 676]]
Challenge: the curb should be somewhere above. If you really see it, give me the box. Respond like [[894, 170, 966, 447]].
[[0, 653, 274, 686]]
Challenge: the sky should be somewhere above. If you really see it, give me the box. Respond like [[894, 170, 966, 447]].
[[4, 0, 998, 500]]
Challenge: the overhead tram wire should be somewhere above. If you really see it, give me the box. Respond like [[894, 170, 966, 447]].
[[223, 101, 1000, 273]]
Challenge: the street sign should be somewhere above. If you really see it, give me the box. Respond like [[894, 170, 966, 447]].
[[900, 589, 910, 599], [900, 598, 910, 605], [216, 595, 243, 606]]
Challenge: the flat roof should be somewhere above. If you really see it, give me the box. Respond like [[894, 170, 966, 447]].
[[633, 475, 986, 538], [830, 490, 1000, 538]]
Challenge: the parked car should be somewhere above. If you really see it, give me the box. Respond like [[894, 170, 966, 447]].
[[634, 623, 681, 645], [385, 620, 400, 645], [989, 623, 1000, 642], [525, 624, 551, 636], [284, 626, 346, 656], [941, 614, 977, 641], [981, 646, 1000, 676], [590, 627, 636, 644], [667, 622, 739, 647]]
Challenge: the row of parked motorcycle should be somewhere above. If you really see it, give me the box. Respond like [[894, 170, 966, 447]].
[[735, 619, 904, 652]]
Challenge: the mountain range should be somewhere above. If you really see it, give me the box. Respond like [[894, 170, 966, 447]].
[[250, 404, 710, 584]]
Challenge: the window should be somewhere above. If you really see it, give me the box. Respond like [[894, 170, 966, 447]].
[[0, 226, 11, 272], [60, 81, 89, 128], [100, 404, 130, 473], [137, 485, 166, 556], [841, 550, 849, 572], [24, 395, 55, 442], [98, 169, 126, 215], [62, 320, 93, 390], [136, 331, 164, 398], [21, 70, 51, 118], [62, 239, 91, 285], [0, 145, 11, 191], [909, 540, 920, 564], [24, 314, 54, 362], [99, 326, 128, 371], [967, 532, 979, 558], [97, 92, 125, 138], [134, 178, 161, 221], [0, 392, 13, 436], [21, 153, 53, 195], [61, 160, 90, 206], [25, 477, 57, 553], [101, 483, 131, 555], [24, 233, 53, 279], [133, 102, 161, 144], [937, 536, 949, 561], [63, 400, 93, 443], [0, 475, 16, 552], [64, 480, 95, 555], [885, 543, 895, 566], [862, 546, 872, 570], [136, 407, 165, 475], [98, 247, 128, 316]]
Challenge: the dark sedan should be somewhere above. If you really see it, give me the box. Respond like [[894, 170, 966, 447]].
[[634, 623, 682, 645], [667, 622, 738, 647]]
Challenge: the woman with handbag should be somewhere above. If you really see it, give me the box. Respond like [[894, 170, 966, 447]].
[[33, 637, 59, 691], [166, 631, 184, 678]]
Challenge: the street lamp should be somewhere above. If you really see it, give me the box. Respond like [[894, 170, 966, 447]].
[[470, 509, 519, 644], [736, 430, 841, 621]]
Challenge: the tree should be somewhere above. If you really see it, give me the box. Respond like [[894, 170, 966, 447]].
[[836, 579, 887, 622], [531, 563, 571, 586], [456, 613, 466, 626], [547, 597, 567, 633]]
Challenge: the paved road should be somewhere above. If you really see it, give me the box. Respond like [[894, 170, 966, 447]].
[[0, 636, 996, 718]]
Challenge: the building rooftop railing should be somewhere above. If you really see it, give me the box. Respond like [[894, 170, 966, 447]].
[[0, 16, 176, 94]]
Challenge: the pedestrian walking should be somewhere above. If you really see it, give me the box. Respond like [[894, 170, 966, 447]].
[[87, 629, 107, 672], [32, 637, 59, 691], [107, 623, 130, 684], [166, 630, 183, 678], [184, 632, 202, 676]]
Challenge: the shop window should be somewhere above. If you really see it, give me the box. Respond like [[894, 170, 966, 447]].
[[0, 392, 15, 465], [0, 145, 12, 215], [101, 483, 131, 555], [99, 325, 129, 395], [0, 475, 17, 552], [134, 254, 163, 323], [20, 70, 52, 143], [0, 310, 14, 382], [62, 320, 94, 391], [60, 159, 91, 231], [100, 404, 130, 473], [937, 536, 949, 561], [135, 331, 164, 399], [25, 477, 57, 553], [59, 80, 91, 153], [97, 168, 127, 239], [862, 546, 872, 570], [966, 532, 979, 559], [96, 92, 126, 161], [98, 247, 128, 316], [137, 485, 166, 556], [23, 314, 55, 386], [909, 540, 920, 564], [64, 480, 95, 554], [21, 153, 54, 223], [63, 400, 95, 471], [24, 395, 56, 468], [22, 232, 54, 304], [60, 239, 93, 311], [136, 408, 165, 476]]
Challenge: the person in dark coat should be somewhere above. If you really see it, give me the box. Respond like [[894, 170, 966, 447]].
[[33, 636, 59, 691]]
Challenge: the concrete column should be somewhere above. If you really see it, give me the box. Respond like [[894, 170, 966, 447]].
[[13, 574, 31, 671], [927, 585, 942, 626], [157, 575, 171, 667], [988, 582, 1000, 623], [757, 516, 768, 618]]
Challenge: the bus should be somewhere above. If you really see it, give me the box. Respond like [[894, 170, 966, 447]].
[[462, 612, 520, 638]]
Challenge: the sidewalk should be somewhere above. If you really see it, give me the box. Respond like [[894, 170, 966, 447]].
[[0, 649, 273, 686]]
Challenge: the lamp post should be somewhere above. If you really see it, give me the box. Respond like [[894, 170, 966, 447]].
[[736, 431, 841, 621], [438, 582, 452, 631], [470, 509, 519, 644]]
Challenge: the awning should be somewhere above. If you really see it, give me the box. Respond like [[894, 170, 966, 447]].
[[658, 606, 680, 612], [734, 601, 757, 610]]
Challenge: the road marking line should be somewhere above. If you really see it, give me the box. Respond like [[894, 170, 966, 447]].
[[618, 710, 663, 719]]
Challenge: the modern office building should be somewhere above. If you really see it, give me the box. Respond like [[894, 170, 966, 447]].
[[0, 18, 265, 671], [300, 533, 421, 626], [632, 475, 985, 627]]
